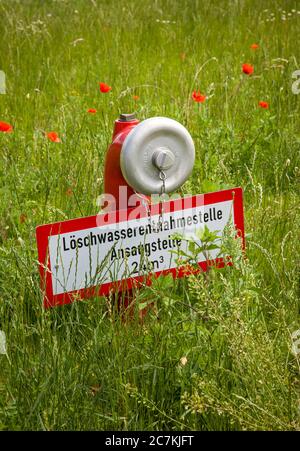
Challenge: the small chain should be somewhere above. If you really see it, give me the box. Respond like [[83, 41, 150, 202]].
[[159, 170, 166, 194], [135, 171, 167, 228], [134, 190, 151, 221], [158, 170, 166, 226]]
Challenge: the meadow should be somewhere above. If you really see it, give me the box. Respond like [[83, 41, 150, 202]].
[[0, 0, 299, 431]]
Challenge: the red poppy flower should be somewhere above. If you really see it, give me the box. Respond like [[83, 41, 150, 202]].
[[46, 132, 61, 143], [99, 82, 112, 93], [250, 43, 259, 50], [192, 91, 206, 103], [65, 188, 73, 196], [0, 121, 13, 133], [133, 95, 139, 101], [259, 101, 269, 109], [87, 108, 97, 114], [242, 63, 254, 75]]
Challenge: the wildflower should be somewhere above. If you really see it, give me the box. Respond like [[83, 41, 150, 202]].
[[242, 63, 254, 75], [87, 108, 97, 114], [180, 356, 188, 366], [0, 121, 13, 133], [192, 91, 206, 103], [259, 101, 269, 109], [99, 82, 112, 93], [250, 43, 259, 50], [17, 237, 25, 246], [46, 131, 61, 143], [65, 188, 73, 196], [133, 95, 139, 101]]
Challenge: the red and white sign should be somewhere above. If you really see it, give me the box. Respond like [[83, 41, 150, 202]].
[[36, 188, 244, 308]]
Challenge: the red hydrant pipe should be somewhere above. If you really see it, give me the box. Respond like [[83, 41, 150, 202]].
[[103, 114, 149, 315], [104, 114, 140, 211]]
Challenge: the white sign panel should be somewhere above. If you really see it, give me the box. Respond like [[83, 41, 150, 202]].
[[36, 188, 244, 307], [49, 200, 232, 295]]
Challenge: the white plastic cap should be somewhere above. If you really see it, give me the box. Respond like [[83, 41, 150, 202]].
[[120, 117, 195, 194]]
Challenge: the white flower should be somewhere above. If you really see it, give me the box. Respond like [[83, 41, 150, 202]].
[[18, 237, 25, 246], [180, 356, 188, 366]]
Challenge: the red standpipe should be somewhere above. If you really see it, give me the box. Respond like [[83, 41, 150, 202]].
[[103, 114, 149, 315], [104, 114, 140, 211]]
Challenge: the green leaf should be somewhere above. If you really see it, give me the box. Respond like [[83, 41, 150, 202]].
[[196, 225, 220, 243], [188, 241, 196, 254]]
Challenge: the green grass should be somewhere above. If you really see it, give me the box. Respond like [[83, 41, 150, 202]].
[[0, 0, 299, 431]]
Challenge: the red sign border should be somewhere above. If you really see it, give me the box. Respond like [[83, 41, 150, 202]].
[[36, 188, 244, 308]]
